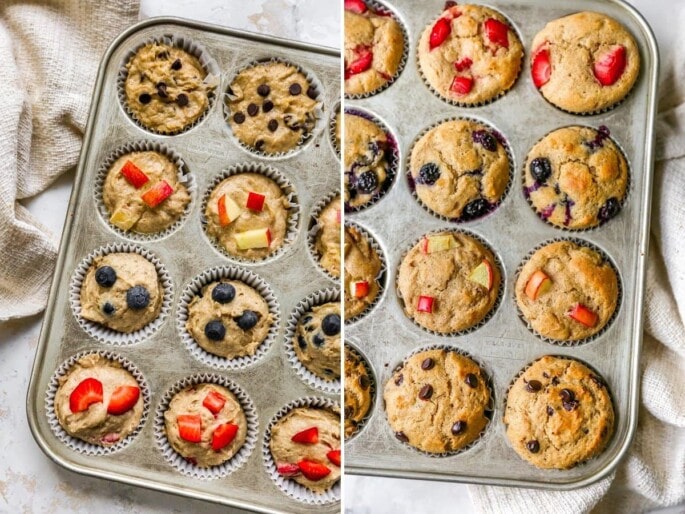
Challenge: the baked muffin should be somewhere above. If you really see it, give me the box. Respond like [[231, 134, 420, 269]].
[[314, 195, 341, 277], [294, 302, 341, 382], [79, 252, 163, 333], [505, 356, 614, 469], [516, 240, 619, 341], [531, 12, 640, 113], [384, 348, 491, 453], [344, 112, 392, 210], [124, 42, 214, 134], [226, 61, 319, 154], [103, 151, 190, 234], [186, 280, 272, 359], [524, 126, 628, 229], [163, 383, 247, 468], [344, 225, 382, 320], [205, 173, 291, 260], [344, 0, 404, 96], [54, 354, 144, 446], [410, 119, 510, 220], [418, 4, 523, 105], [344, 345, 373, 439], [397, 231, 500, 333], [271, 407, 341, 493]]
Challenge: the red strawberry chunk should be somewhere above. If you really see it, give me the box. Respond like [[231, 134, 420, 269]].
[[450, 76, 473, 95], [484, 18, 509, 48], [454, 57, 472, 72], [101, 433, 120, 444], [532, 48, 551, 88], [593, 45, 626, 86], [107, 385, 140, 415], [203, 391, 227, 414], [429, 17, 451, 50], [211, 423, 239, 451], [141, 180, 173, 207], [69, 378, 103, 413], [291, 426, 319, 444], [298, 460, 331, 481], [346, 46, 373, 77], [276, 463, 301, 477], [120, 161, 149, 189], [177, 414, 202, 443], [327, 449, 341, 467], [344, 0, 367, 13]]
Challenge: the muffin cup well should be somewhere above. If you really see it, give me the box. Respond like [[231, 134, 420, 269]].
[[177, 266, 280, 369], [327, 101, 341, 159], [343, 341, 376, 441], [262, 397, 341, 505], [69, 243, 173, 345], [307, 190, 342, 282], [45, 350, 151, 456], [284, 288, 341, 394], [153, 373, 259, 479]]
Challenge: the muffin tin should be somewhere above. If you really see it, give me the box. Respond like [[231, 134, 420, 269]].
[[27, 18, 339, 513], [344, 0, 658, 489]]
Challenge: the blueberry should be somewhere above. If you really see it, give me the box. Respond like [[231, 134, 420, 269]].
[[461, 198, 490, 220], [356, 171, 378, 194], [298, 335, 307, 350], [95, 266, 117, 287], [313, 333, 325, 347], [205, 320, 226, 341], [321, 314, 340, 336], [472, 130, 497, 152], [235, 310, 258, 330], [126, 285, 149, 309], [102, 302, 115, 315], [211, 283, 236, 304], [418, 163, 440, 185], [530, 157, 552, 183], [598, 197, 620, 222]]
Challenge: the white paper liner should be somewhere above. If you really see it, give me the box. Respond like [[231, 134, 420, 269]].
[[327, 102, 341, 159], [307, 191, 342, 282], [262, 397, 341, 504], [93, 140, 196, 242], [69, 243, 173, 345], [200, 163, 301, 265], [153, 373, 259, 479], [176, 266, 280, 370], [45, 350, 151, 456], [343, 341, 376, 441], [117, 34, 220, 135], [284, 288, 341, 394]]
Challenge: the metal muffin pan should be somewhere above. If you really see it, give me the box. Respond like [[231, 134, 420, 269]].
[[27, 17, 340, 514], [344, 0, 658, 489]]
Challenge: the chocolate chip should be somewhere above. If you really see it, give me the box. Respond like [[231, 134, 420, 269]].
[[546, 406, 554, 416], [394, 373, 403, 386], [255, 139, 264, 150], [551, 376, 560, 385], [359, 375, 370, 390], [268, 119, 278, 132], [526, 380, 542, 393], [451, 420, 467, 435], [289, 83, 302, 95], [138, 93, 151, 104], [542, 371, 550, 379], [526, 440, 540, 453], [262, 100, 274, 113], [156, 50, 169, 60], [418, 384, 433, 400], [176, 93, 189, 107], [560, 389, 575, 402], [395, 431, 409, 443], [171, 58, 182, 70], [306, 86, 318, 99], [421, 358, 434, 370], [233, 112, 245, 124], [247, 103, 259, 117], [156, 82, 168, 98], [590, 375, 605, 388], [563, 399, 579, 412], [465, 373, 478, 388], [257, 84, 270, 97], [345, 406, 353, 418]]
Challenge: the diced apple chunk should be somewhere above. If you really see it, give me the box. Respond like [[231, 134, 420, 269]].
[[109, 207, 141, 231], [218, 194, 242, 226], [568, 304, 598, 327], [350, 281, 369, 298], [120, 161, 149, 189], [421, 234, 455, 254], [468, 260, 494, 290], [246, 192, 266, 211], [234, 228, 272, 250], [141, 180, 173, 207], [417, 295, 435, 313], [525, 270, 552, 300]]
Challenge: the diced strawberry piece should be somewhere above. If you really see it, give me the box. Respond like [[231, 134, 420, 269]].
[[177, 414, 202, 443], [298, 460, 331, 481], [277, 463, 301, 477], [568, 303, 598, 328], [101, 433, 120, 444], [141, 180, 173, 207], [593, 45, 626, 86], [347, 46, 373, 77], [450, 76, 473, 95], [344, 0, 367, 13], [107, 385, 140, 415], [203, 391, 226, 414], [454, 57, 472, 72], [69, 378, 103, 413], [291, 426, 319, 444], [120, 161, 149, 189], [484, 18, 509, 48], [246, 191, 266, 211], [351, 281, 370, 298], [417, 295, 435, 313], [327, 449, 341, 467], [532, 48, 551, 88], [429, 17, 451, 50], [211, 423, 239, 451]]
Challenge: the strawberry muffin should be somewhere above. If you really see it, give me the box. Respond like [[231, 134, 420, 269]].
[[344, 225, 382, 320]]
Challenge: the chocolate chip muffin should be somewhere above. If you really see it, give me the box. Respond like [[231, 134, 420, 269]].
[[344, 345, 373, 439], [531, 12, 640, 113], [124, 42, 215, 134], [524, 126, 629, 229], [314, 195, 341, 277], [344, 1, 405, 96], [397, 232, 500, 334], [344, 225, 382, 320], [79, 252, 163, 333], [418, 4, 523, 105], [515, 240, 619, 342], [384, 348, 491, 453], [226, 61, 320, 154], [185, 280, 272, 360], [505, 356, 614, 469], [410, 119, 510, 220], [294, 302, 341, 382]]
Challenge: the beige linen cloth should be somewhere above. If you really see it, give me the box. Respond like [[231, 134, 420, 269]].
[[0, 0, 138, 320]]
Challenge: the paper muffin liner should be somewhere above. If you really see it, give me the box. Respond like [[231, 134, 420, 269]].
[[343, 107, 399, 214], [69, 243, 173, 345], [200, 163, 300, 265], [514, 237, 623, 346], [154, 373, 259, 479], [45, 350, 151, 456], [307, 190, 342, 282], [406, 115, 514, 224], [343, 220, 388, 325], [327, 102, 341, 159], [383, 343, 495, 458], [343, 341, 376, 441], [176, 266, 280, 370], [222, 57, 325, 159], [262, 397, 341, 505], [94, 140, 196, 242], [395, 228, 504, 337], [284, 288, 342, 394], [521, 125, 632, 233], [344, 0, 409, 100], [117, 34, 220, 136]]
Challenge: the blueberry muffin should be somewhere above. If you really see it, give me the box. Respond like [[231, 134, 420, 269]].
[[418, 4, 523, 105], [344, 346, 373, 439], [344, 0, 405, 96], [164, 383, 247, 468], [524, 126, 628, 229], [124, 43, 215, 134], [79, 252, 163, 333], [103, 151, 190, 234], [344, 225, 382, 320], [531, 12, 640, 113], [294, 302, 341, 381], [515, 240, 619, 341], [54, 354, 144, 446], [410, 119, 510, 220], [226, 61, 320, 154], [384, 348, 491, 453], [505, 356, 614, 469], [397, 231, 500, 334], [186, 280, 272, 360], [314, 195, 341, 277]]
